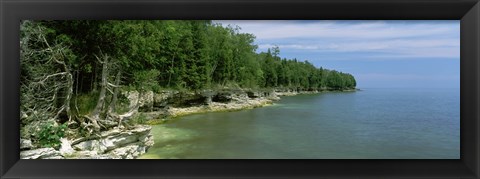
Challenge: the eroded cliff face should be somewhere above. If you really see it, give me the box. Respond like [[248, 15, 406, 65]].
[[123, 89, 277, 110], [121, 89, 282, 122]]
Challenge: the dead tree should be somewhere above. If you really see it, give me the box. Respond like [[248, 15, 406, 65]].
[[20, 21, 74, 126], [85, 53, 142, 132], [108, 70, 122, 113]]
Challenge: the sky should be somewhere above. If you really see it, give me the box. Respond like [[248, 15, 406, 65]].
[[214, 20, 460, 89]]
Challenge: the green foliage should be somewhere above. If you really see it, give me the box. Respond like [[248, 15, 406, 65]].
[[37, 122, 67, 149], [34, 20, 356, 95], [114, 93, 132, 114], [132, 69, 161, 92]]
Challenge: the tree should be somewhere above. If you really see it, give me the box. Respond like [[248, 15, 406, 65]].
[[20, 20, 75, 125]]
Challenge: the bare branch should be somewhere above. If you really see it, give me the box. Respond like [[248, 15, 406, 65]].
[[107, 82, 121, 88]]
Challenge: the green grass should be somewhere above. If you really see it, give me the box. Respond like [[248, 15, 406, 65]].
[[72, 92, 99, 116], [72, 91, 134, 115]]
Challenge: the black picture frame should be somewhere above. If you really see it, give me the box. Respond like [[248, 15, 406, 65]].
[[1, 0, 479, 178]]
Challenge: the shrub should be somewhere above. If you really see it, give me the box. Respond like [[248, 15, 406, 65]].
[[37, 122, 67, 149]]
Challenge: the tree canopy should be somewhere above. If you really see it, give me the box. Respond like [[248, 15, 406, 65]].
[[24, 20, 355, 92]]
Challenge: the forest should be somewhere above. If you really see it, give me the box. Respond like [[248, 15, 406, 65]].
[[20, 20, 356, 149]]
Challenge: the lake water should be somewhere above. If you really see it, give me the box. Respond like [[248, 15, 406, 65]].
[[140, 88, 460, 159]]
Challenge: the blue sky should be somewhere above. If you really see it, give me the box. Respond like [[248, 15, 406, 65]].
[[214, 20, 460, 88]]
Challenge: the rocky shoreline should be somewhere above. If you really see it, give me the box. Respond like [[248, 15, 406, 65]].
[[20, 88, 356, 159], [135, 88, 357, 124], [20, 125, 154, 159]]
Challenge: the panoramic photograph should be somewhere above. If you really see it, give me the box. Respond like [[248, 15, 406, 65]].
[[19, 20, 459, 159]]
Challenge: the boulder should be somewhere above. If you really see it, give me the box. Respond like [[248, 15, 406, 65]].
[[20, 139, 33, 150]]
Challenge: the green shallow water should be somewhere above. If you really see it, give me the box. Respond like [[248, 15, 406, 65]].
[[139, 88, 459, 159]]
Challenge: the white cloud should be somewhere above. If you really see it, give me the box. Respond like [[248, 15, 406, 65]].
[[215, 20, 458, 40], [257, 38, 460, 59], [214, 20, 459, 60]]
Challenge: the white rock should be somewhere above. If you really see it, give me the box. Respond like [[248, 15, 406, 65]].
[[59, 138, 75, 155], [20, 139, 33, 150], [105, 134, 138, 149], [67, 125, 153, 159], [73, 140, 104, 153], [20, 148, 63, 159], [109, 145, 139, 159], [124, 91, 140, 109], [68, 151, 99, 159], [140, 91, 154, 109], [43, 155, 64, 159]]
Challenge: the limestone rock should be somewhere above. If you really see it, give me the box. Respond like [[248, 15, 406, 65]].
[[73, 140, 102, 153], [70, 125, 153, 159], [20, 139, 33, 150], [153, 92, 171, 107], [20, 148, 63, 159], [103, 134, 138, 150], [108, 142, 151, 159], [124, 90, 140, 109], [68, 151, 119, 159], [123, 90, 156, 111], [139, 91, 154, 111], [59, 138, 75, 155]]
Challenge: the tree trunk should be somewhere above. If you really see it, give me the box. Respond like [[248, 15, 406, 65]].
[[92, 58, 108, 116], [167, 52, 176, 87], [108, 70, 122, 113], [53, 55, 74, 123], [167, 44, 180, 87], [92, 63, 98, 91], [116, 90, 142, 127], [88, 55, 109, 131]]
